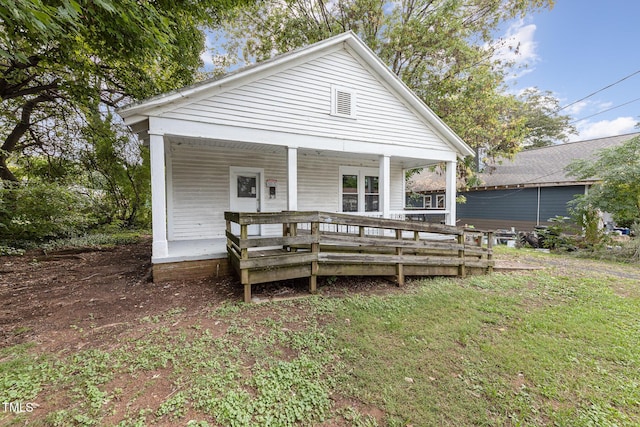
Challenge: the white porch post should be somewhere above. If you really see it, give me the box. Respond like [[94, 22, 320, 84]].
[[287, 147, 298, 210], [445, 160, 457, 226], [379, 155, 391, 218], [149, 132, 169, 259]]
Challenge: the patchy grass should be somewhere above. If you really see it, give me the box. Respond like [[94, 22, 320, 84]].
[[1, 251, 639, 426]]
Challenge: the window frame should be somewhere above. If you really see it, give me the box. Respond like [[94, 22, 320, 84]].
[[339, 166, 379, 213]]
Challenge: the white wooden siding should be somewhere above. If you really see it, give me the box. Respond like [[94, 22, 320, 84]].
[[169, 142, 288, 240], [161, 49, 452, 153], [169, 142, 406, 240]]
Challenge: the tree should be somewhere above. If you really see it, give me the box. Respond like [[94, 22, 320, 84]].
[[79, 113, 151, 228], [214, 0, 569, 170], [566, 135, 640, 228], [0, 0, 248, 182], [518, 88, 576, 149]]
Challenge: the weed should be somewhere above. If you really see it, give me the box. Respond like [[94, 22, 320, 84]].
[[155, 391, 188, 419], [0, 245, 25, 256], [3, 256, 639, 426]]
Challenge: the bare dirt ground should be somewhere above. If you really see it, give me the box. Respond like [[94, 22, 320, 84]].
[[1, 239, 230, 351], [3, 240, 638, 354], [0, 238, 411, 352], [2, 240, 638, 425]]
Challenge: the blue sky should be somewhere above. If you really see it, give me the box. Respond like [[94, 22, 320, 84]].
[[498, 0, 640, 141], [202, 1, 639, 142]]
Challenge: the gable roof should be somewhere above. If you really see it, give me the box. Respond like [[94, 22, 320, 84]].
[[409, 132, 640, 192], [117, 31, 474, 157], [480, 132, 640, 188]]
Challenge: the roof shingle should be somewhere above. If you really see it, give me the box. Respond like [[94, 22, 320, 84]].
[[408, 132, 640, 192]]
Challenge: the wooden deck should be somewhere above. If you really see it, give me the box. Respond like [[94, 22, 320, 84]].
[[225, 211, 494, 302]]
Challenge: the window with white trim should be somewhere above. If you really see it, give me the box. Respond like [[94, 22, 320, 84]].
[[436, 194, 445, 209], [340, 167, 378, 212], [331, 85, 357, 118]]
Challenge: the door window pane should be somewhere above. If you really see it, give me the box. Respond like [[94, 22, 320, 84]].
[[342, 174, 358, 212], [237, 176, 257, 198], [364, 176, 378, 193], [342, 194, 358, 212], [365, 195, 379, 212], [364, 175, 379, 212]]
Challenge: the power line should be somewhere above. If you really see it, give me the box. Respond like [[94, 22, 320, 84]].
[[555, 69, 640, 114], [569, 96, 640, 124]]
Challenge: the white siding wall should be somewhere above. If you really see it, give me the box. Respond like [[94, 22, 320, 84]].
[[169, 142, 288, 240], [169, 143, 407, 240], [298, 154, 404, 212], [162, 50, 451, 154]]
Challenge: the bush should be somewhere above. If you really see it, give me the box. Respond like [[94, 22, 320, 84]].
[[573, 237, 640, 263], [537, 216, 579, 251], [0, 182, 98, 243]]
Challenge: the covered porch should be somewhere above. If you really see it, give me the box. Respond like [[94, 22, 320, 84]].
[[148, 132, 462, 265]]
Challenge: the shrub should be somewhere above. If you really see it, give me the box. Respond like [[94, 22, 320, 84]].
[[0, 182, 98, 243]]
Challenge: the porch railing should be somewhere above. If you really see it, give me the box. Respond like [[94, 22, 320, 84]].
[[225, 211, 493, 302]]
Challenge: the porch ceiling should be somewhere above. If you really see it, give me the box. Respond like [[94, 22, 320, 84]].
[[167, 135, 442, 169]]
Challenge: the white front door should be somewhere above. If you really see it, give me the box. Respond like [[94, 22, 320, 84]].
[[230, 167, 263, 236]]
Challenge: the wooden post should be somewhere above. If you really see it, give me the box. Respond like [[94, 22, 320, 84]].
[[240, 224, 248, 260], [240, 223, 251, 302], [290, 222, 298, 253], [282, 222, 290, 251], [243, 282, 252, 303], [457, 233, 466, 278], [395, 229, 404, 286], [486, 231, 494, 273], [310, 221, 319, 294], [414, 231, 420, 241]]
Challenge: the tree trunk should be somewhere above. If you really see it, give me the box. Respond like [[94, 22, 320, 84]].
[[0, 154, 18, 182], [0, 93, 55, 182]]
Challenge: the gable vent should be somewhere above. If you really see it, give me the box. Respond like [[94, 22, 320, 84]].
[[331, 85, 356, 118], [336, 90, 353, 116]]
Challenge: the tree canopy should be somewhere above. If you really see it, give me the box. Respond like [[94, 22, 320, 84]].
[[214, 0, 572, 171], [0, 0, 249, 238], [566, 135, 640, 228], [0, 0, 247, 182]]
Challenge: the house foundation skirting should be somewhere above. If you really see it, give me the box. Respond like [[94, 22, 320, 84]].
[[153, 258, 231, 282]]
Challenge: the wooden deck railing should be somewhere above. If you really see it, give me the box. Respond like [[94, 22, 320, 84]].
[[225, 211, 493, 302]]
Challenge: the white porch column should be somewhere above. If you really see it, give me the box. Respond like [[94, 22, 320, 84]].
[[379, 155, 391, 218], [287, 147, 298, 211], [445, 160, 457, 226], [149, 132, 169, 259]]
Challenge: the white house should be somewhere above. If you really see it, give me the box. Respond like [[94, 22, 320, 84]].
[[117, 31, 474, 280]]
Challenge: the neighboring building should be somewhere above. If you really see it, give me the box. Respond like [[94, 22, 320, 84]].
[[408, 132, 640, 231], [117, 31, 474, 279]]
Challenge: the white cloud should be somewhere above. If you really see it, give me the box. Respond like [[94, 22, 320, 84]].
[[570, 117, 637, 141], [492, 19, 538, 66], [200, 49, 214, 67], [563, 100, 614, 116], [200, 33, 216, 68], [563, 100, 590, 116]]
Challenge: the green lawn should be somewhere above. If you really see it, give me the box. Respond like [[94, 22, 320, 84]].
[[2, 250, 639, 426]]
